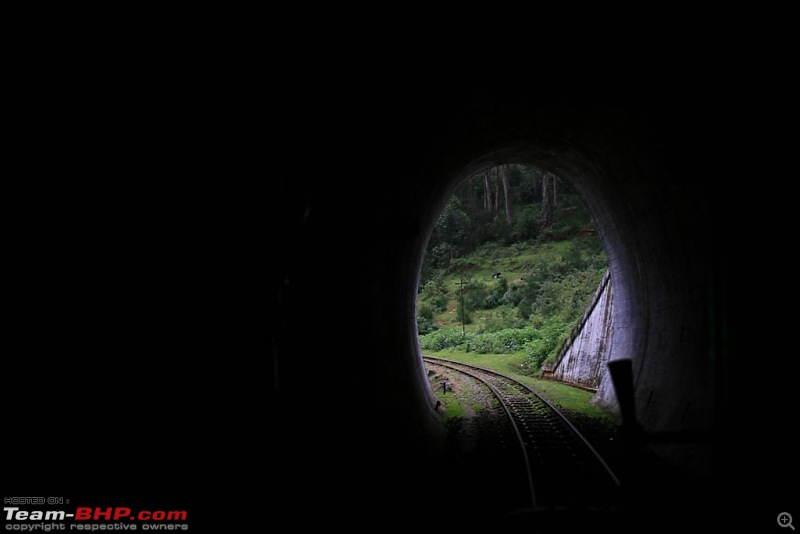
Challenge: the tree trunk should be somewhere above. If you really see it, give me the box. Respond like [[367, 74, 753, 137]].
[[483, 172, 491, 212], [493, 170, 499, 213], [541, 171, 552, 228], [529, 165, 539, 199], [553, 175, 559, 208], [502, 164, 512, 225]]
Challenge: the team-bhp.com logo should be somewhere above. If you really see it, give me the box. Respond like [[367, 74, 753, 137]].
[[4, 499, 189, 531], [4, 507, 187, 521]]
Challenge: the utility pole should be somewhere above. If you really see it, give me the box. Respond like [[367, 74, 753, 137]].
[[456, 277, 468, 339]]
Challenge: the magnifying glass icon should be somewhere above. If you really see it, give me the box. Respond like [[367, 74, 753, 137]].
[[778, 512, 795, 530]]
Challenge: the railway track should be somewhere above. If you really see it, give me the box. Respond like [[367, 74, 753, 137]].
[[424, 356, 620, 511]]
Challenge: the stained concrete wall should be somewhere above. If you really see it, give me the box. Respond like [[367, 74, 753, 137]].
[[543, 270, 614, 391]]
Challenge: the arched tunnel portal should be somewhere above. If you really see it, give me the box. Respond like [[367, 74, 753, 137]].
[[269, 96, 737, 526], [416, 147, 716, 436]]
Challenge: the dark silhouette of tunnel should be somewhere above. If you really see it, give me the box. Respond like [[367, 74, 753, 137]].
[[11, 80, 795, 531], [266, 94, 739, 525], [262, 90, 798, 530]]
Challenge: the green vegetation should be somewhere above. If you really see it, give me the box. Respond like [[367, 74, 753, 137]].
[[417, 164, 608, 373], [426, 351, 619, 425], [426, 373, 466, 421], [440, 391, 464, 419]]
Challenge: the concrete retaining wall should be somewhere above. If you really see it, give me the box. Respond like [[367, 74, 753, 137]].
[[542, 270, 613, 390]]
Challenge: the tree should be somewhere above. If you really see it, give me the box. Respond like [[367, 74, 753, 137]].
[[552, 173, 559, 208], [483, 171, 491, 212], [541, 170, 552, 228], [501, 164, 513, 225], [493, 170, 500, 213]]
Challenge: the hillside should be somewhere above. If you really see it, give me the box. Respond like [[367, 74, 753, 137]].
[[417, 236, 607, 372], [416, 166, 608, 374]]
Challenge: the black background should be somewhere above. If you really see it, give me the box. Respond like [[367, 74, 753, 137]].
[[5, 22, 798, 532]]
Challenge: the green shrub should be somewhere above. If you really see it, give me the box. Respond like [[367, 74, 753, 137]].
[[517, 297, 532, 320], [501, 285, 524, 306], [416, 315, 439, 335], [417, 303, 435, 321], [419, 280, 449, 313], [420, 329, 471, 351], [524, 318, 571, 370], [456, 300, 472, 325], [467, 327, 539, 353], [463, 282, 487, 310], [484, 278, 507, 309], [478, 307, 528, 333], [513, 206, 539, 240]]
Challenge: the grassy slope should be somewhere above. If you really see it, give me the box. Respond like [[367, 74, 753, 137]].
[[432, 241, 575, 330], [419, 235, 617, 425]]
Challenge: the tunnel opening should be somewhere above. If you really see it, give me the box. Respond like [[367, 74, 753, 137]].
[[413, 155, 627, 413], [415, 162, 613, 411], [264, 100, 741, 529], [399, 127, 723, 521], [412, 160, 622, 513]]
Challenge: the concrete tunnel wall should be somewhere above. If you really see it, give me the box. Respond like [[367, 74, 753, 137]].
[[405, 118, 718, 459], [260, 93, 737, 522]]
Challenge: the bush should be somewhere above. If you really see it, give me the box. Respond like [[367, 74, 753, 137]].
[[420, 326, 541, 355], [427, 243, 455, 270], [478, 307, 528, 333], [456, 300, 472, 325], [428, 293, 449, 313], [463, 281, 487, 310], [524, 318, 570, 371], [528, 269, 605, 323], [562, 241, 586, 271], [419, 280, 449, 313], [513, 206, 539, 241], [420, 329, 471, 351], [467, 327, 539, 353], [416, 316, 438, 335], [417, 303, 435, 321], [501, 285, 524, 306], [484, 278, 507, 309], [517, 298, 532, 320]]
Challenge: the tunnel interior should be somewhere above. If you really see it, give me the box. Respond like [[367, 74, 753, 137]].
[[265, 96, 739, 527], [16, 85, 794, 531]]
